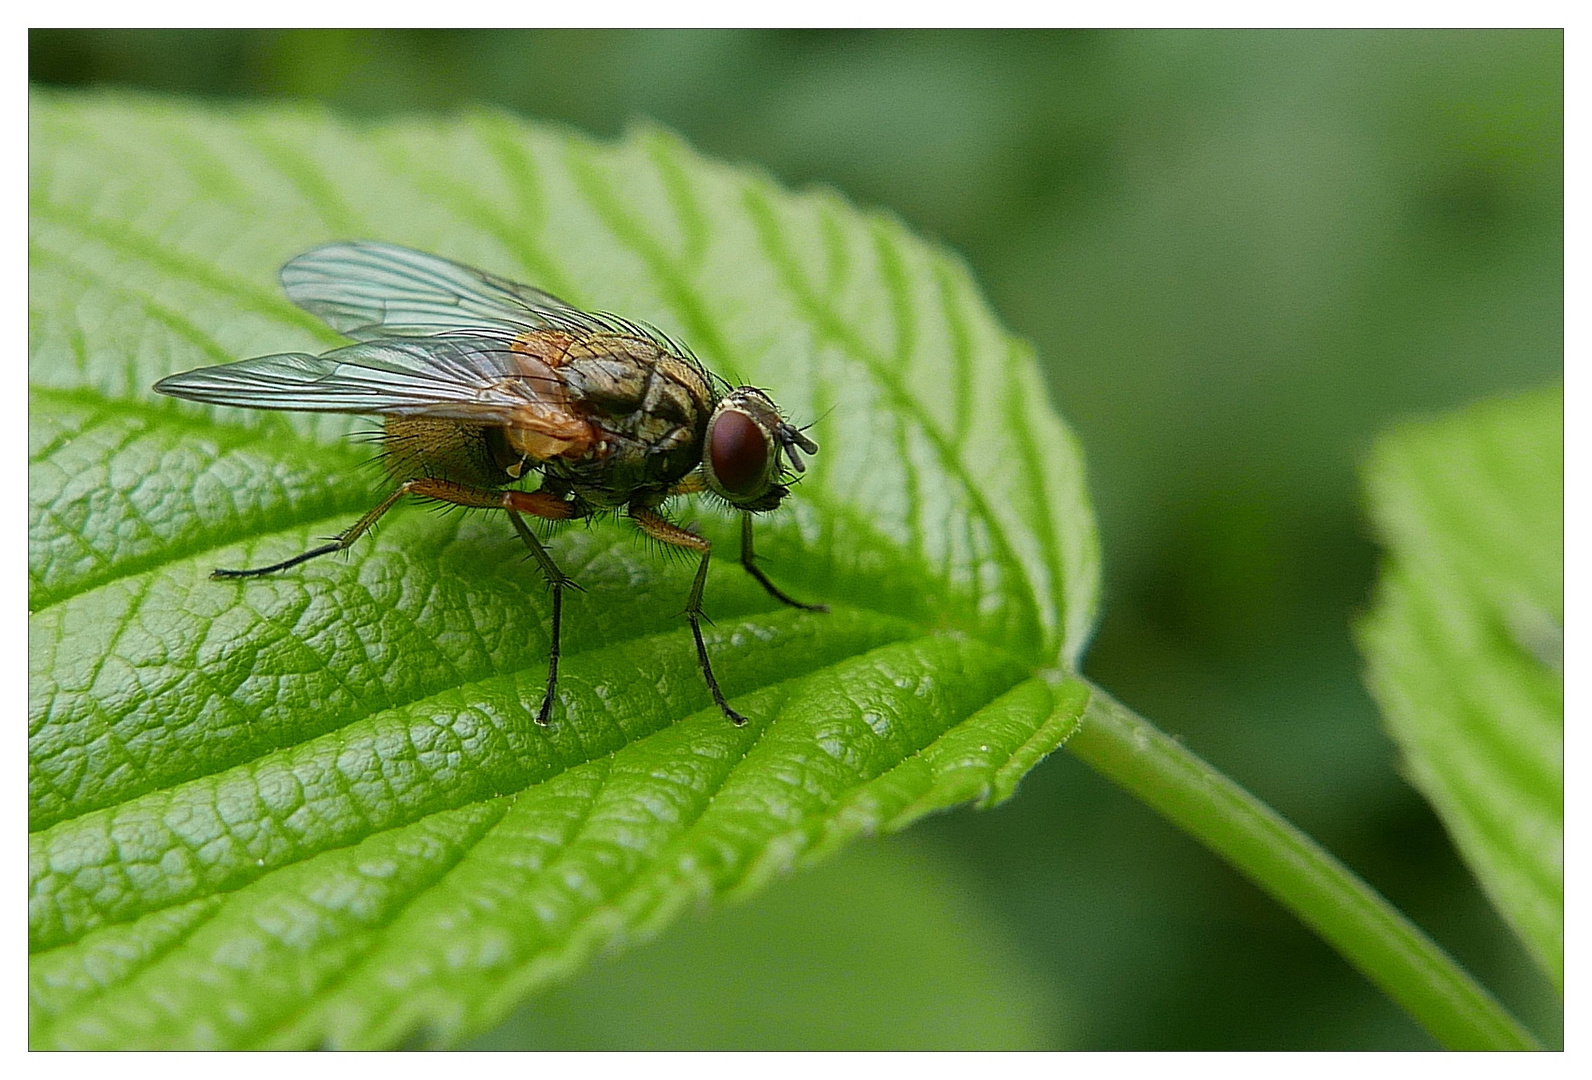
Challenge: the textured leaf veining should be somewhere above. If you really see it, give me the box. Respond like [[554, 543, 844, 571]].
[[29, 91, 1098, 1048]]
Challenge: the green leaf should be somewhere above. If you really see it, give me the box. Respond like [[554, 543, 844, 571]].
[[1356, 386, 1562, 991], [29, 91, 1098, 1049]]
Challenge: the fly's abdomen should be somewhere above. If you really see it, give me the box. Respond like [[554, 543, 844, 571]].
[[381, 417, 512, 488]]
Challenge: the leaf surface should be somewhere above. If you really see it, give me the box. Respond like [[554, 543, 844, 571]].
[[28, 91, 1098, 1048], [1357, 386, 1562, 990]]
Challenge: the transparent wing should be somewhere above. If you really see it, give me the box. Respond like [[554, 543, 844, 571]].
[[153, 335, 585, 436], [281, 241, 609, 341]]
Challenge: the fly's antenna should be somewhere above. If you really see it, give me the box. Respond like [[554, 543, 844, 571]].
[[775, 422, 819, 474], [775, 405, 829, 474]]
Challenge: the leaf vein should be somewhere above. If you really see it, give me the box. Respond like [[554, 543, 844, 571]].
[[232, 115, 366, 240], [257, 803, 521, 1048], [561, 137, 734, 367], [741, 184, 1045, 652], [1004, 344, 1068, 660], [28, 195, 339, 345], [933, 259, 977, 451]]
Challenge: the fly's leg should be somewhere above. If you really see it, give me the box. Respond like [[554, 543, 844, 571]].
[[631, 507, 747, 726], [739, 512, 828, 613], [504, 509, 583, 726], [213, 480, 576, 577], [212, 484, 414, 578], [214, 478, 579, 727], [399, 481, 578, 728], [661, 477, 827, 613]]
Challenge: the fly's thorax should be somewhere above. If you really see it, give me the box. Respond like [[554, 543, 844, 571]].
[[558, 334, 712, 428], [535, 332, 714, 504], [381, 416, 513, 488]]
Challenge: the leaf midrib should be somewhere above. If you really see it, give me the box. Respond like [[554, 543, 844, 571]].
[[32, 352, 1042, 823]]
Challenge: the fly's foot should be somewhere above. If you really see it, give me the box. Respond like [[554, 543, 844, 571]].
[[689, 611, 748, 726]]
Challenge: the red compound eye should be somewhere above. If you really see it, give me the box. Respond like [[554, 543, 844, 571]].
[[709, 410, 769, 496]]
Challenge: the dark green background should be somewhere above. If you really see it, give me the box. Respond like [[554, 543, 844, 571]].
[[30, 29, 1563, 1049]]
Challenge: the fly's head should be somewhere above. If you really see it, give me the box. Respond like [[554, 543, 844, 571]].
[[700, 387, 819, 513]]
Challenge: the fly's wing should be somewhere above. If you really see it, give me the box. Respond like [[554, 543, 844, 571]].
[[281, 241, 611, 341], [153, 336, 591, 446]]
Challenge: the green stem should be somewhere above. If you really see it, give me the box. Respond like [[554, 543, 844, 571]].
[[1065, 684, 1538, 1051]]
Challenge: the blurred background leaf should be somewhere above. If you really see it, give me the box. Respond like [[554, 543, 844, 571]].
[[1358, 387, 1562, 992], [30, 28, 1562, 1048], [467, 834, 1067, 1050]]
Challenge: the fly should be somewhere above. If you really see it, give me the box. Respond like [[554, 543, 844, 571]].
[[154, 241, 824, 726]]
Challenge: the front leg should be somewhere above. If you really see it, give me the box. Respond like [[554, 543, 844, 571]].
[[631, 507, 747, 726], [739, 512, 827, 612], [662, 477, 827, 614]]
